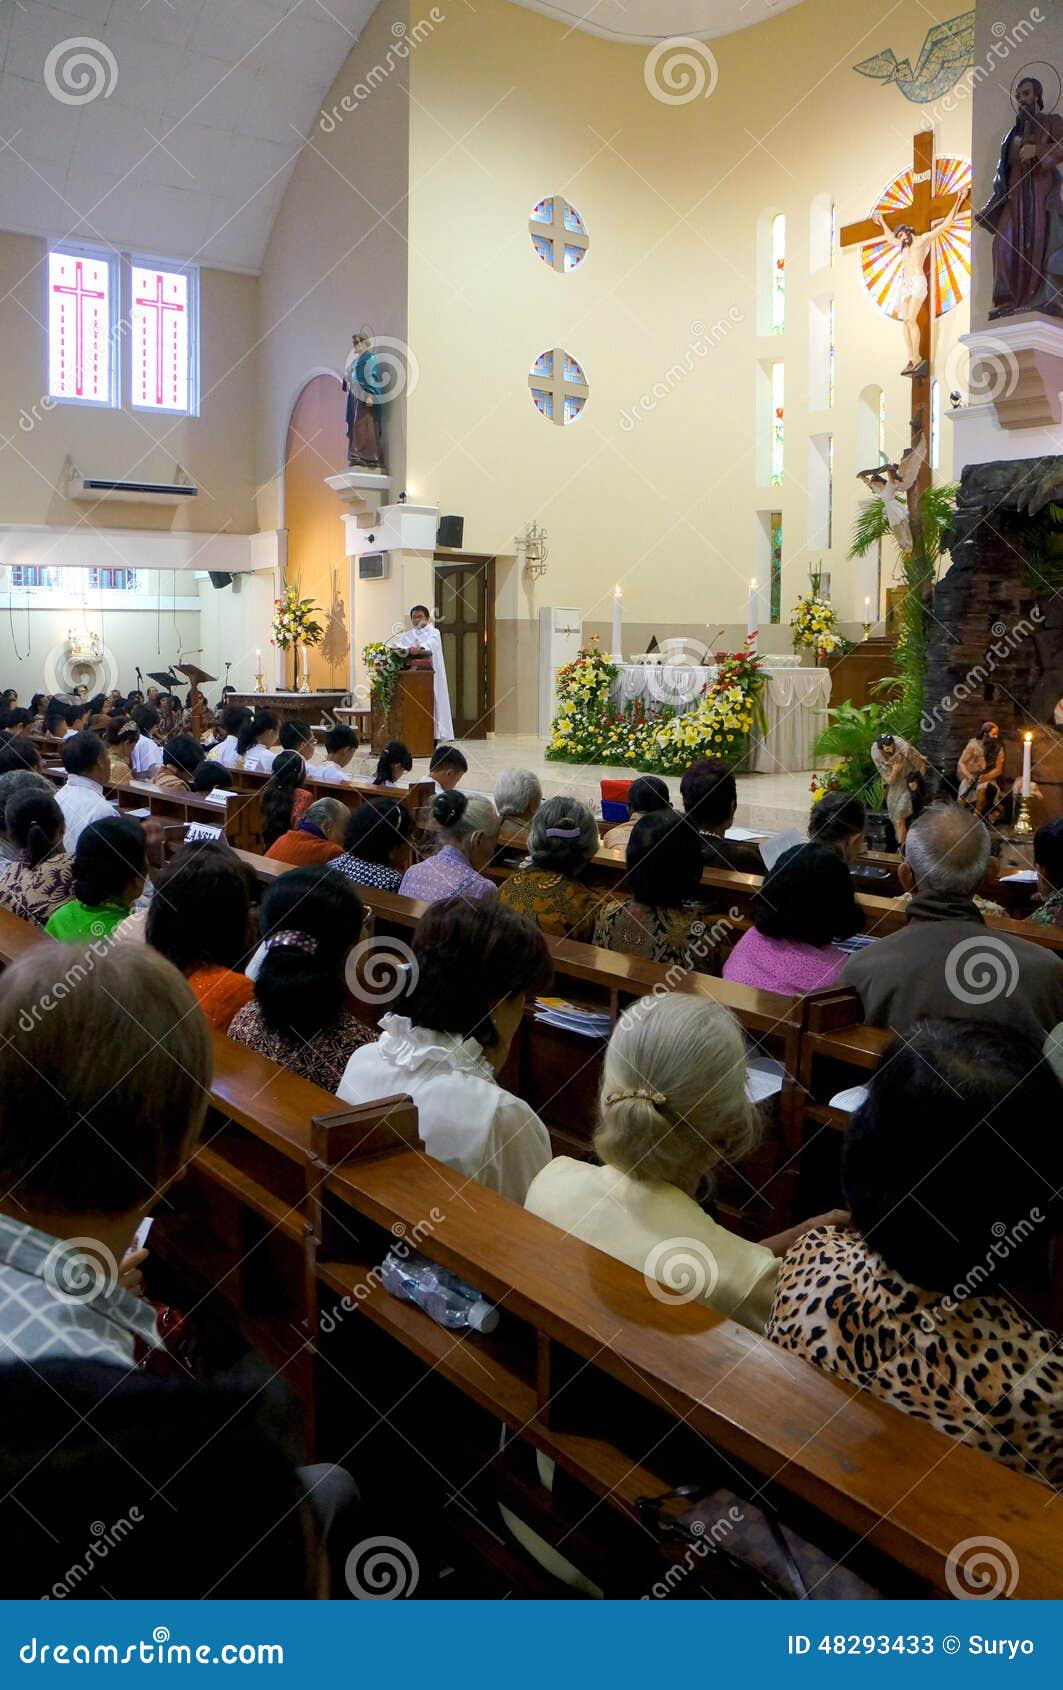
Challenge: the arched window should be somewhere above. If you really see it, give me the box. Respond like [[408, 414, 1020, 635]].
[[856, 384, 885, 470], [809, 194, 835, 273], [771, 214, 785, 334]]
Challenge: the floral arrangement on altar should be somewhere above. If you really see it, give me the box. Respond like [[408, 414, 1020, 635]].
[[271, 584, 323, 650], [546, 635, 765, 775], [362, 641, 407, 713], [790, 573, 843, 659]]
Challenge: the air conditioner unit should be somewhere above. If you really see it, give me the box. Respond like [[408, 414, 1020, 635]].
[[358, 552, 391, 580], [63, 457, 198, 506]]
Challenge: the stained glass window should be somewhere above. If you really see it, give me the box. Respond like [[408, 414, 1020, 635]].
[[878, 389, 887, 459], [131, 261, 196, 413], [564, 354, 585, 384], [771, 214, 785, 334], [828, 201, 836, 267], [529, 347, 588, 427], [771, 362, 784, 486], [531, 388, 554, 419], [533, 351, 554, 378], [861, 155, 972, 320], [827, 298, 835, 409], [770, 513, 782, 624], [529, 197, 588, 273], [48, 246, 117, 406], [826, 435, 834, 549], [9, 566, 60, 589], [89, 567, 140, 590]]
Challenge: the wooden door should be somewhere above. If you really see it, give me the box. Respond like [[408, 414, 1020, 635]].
[[434, 557, 494, 740]]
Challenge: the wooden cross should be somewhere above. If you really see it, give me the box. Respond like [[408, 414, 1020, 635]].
[[529, 349, 588, 427], [840, 130, 961, 506], [529, 196, 589, 274]]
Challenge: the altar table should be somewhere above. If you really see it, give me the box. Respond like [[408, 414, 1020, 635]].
[[610, 663, 831, 773]]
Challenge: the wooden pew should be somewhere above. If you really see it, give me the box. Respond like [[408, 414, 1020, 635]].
[[40, 767, 264, 854], [226, 765, 434, 838]]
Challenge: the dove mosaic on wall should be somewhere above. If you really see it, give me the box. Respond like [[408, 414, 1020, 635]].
[[853, 13, 974, 103]]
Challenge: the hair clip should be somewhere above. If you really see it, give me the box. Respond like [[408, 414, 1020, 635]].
[[603, 1086, 667, 1107], [263, 929, 318, 956], [545, 826, 581, 839]]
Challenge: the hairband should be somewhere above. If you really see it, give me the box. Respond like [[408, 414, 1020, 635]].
[[264, 930, 318, 956], [546, 825, 581, 839], [603, 1086, 666, 1107]]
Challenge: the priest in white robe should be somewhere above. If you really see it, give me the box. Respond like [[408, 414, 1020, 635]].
[[393, 605, 454, 741]]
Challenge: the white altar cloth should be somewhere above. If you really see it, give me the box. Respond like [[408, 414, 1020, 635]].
[[610, 663, 831, 773]]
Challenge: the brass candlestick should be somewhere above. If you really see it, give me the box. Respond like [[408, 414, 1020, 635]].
[[1014, 793, 1033, 836], [254, 671, 266, 695], [862, 620, 873, 642]]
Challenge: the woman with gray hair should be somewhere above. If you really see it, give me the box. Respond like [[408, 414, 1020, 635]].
[[498, 794, 608, 941], [526, 994, 845, 1331], [493, 767, 543, 845], [398, 790, 499, 904]]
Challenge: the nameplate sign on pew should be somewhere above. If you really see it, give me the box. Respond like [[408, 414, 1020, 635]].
[[185, 821, 224, 842]]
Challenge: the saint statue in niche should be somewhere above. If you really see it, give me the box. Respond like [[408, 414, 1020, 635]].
[[342, 329, 385, 468], [975, 76, 1063, 318], [872, 190, 967, 375]]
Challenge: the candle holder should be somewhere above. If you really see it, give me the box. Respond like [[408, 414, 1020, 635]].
[[862, 620, 873, 642], [298, 674, 311, 695], [254, 671, 266, 695], [1014, 794, 1033, 837]]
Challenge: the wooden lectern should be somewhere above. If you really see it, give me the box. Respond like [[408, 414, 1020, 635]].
[[371, 668, 435, 757]]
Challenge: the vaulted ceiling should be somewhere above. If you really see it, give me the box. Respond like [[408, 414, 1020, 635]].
[[0, 0, 804, 273]]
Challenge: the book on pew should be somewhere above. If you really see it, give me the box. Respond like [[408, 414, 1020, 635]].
[[759, 827, 803, 872], [724, 825, 769, 841], [121, 805, 151, 818], [534, 997, 611, 1038]]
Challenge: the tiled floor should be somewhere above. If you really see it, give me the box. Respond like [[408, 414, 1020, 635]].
[[328, 733, 815, 832]]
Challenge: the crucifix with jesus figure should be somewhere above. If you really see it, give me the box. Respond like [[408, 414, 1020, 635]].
[[841, 130, 970, 513]]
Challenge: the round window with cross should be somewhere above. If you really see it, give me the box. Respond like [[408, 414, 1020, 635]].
[[530, 196, 589, 274]]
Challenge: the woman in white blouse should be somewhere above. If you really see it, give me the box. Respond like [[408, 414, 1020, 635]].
[[525, 994, 844, 1334], [236, 711, 280, 774], [337, 897, 553, 1202]]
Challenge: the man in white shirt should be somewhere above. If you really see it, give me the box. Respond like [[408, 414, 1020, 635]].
[[315, 724, 359, 786], [56, 733, 114, 853], [392, 605, 454, 742], [130, 705, 164, 778]]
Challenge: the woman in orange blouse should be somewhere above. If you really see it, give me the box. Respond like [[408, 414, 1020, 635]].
[[145, 842, 257, 1030]]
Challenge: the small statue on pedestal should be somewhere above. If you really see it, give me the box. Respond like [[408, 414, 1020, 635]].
[[342, 329, 385, 469]]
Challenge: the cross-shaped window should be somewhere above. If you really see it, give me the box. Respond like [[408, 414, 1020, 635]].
[[47, 245, 118, 407], [131, 259, 198, 414], [530, 196, 589, 274], [529, 349, 589, 426]]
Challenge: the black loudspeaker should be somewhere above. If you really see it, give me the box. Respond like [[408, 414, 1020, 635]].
[[437, 514, 464, 549], [208, 571, 233, 589]]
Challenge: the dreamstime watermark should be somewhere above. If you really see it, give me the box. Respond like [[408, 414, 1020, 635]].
[[41, 1237, 120, 1306], [920, 608, 1043, 733], [344, 935, 419, 1006], [619, 310, 743, 432], [942, 333, 1022, 411], [944, 934, 1020, 1006], [16, 395, 58, 435], [651, 907, 743, 991], [924, 9, 1044, 125], [43, 1509, 144, 1600], [319, 11, 445, 130], [643, 1236, 719, 1306], [344, 1535, 420, 1598], [17, 932, 126, 1031], [945, 1534, 1019, 1599], [318, 1211, 444, 1334], [644, 37, 718, 106], [916, 1211, 1043, 1334], [642, 1502, 746, 1598], [44, 37, 117, 106]]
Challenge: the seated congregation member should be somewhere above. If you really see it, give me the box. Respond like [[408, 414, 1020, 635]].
[[317, 723, 360, 785], [0, 790, 73, 926], [498, 796, 605, 941], [206, 704, 252, 768], [768, 1020, 1063, 1488], [0, 769, 53, 862], [29, 692, 46, 732], [680, 758, 763, 873], [104, 718, 139, 785], [593, 811, 721, 973], [229, 866, 377, 1090], [399, 791, 499, 904], [261, 749, 312, 848], [62, 700, 90, 738], [55, 732, 113, 853], [600, 774, 671, 853], [1031, 817, 1063, 929], [0, 733, 40, 775], [373, 739, 413, 787], [190, 761, 234, 796], [152, 732, 205, 793], [279, 718, 314, 757], [842, 805, 1063, 1040], [0, 944, 209, 1366], [332, 798, 413, 892], [130, 704, 164, 777], [808, 790, 866, 862], [46, 816, 146, 942], [526, 996, 841, 1333], [723, 841, 863, 995], [493, 767, 543, 846], [1, 1362, 321, 1599], [265, 795, 347, 866], [238, 710, 280, 773], [43, 699, 68, 738], [0, 707, 33, 738], [338, 898, 552, 1200], [146, 844, 256, 1030], [429, 743, 467, 794]]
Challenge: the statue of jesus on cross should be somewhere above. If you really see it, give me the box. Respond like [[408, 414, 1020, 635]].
[[871, 193, 967, 377]]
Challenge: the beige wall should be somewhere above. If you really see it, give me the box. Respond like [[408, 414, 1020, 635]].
[[0, 232, 258, 537], [406, 0, 973, 727]]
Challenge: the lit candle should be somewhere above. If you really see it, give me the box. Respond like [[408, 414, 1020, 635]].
[[612, 584, 623, 661], [255, 648, 261, 670], [1023, 731, 1032, 797], [864, 595, 871, 616], [747, 578, 758, 640], [302, 646, 309, 678]]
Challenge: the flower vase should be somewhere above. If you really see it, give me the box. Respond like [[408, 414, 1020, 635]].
[[798, 646, 816, 668]]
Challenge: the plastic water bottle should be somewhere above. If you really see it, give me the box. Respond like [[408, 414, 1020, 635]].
[[379, 1248, 500, 1334]]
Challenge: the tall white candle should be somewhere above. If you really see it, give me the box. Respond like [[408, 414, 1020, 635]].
[[302, 645, 309, 678], [255, 648, 261, 670], [1023, 731, 1032, 797], [612, 584, 623, 660], [747, 578, 758, 640]]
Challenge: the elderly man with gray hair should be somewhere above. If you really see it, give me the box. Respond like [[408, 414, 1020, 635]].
[[842, 803, 1063, 1040]]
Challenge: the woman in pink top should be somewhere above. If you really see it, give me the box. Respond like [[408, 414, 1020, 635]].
[[723, 841, 863, 996]]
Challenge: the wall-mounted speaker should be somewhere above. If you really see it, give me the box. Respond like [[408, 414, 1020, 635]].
[[208, 571, 233, 589], [437, 514, 464, 549]]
